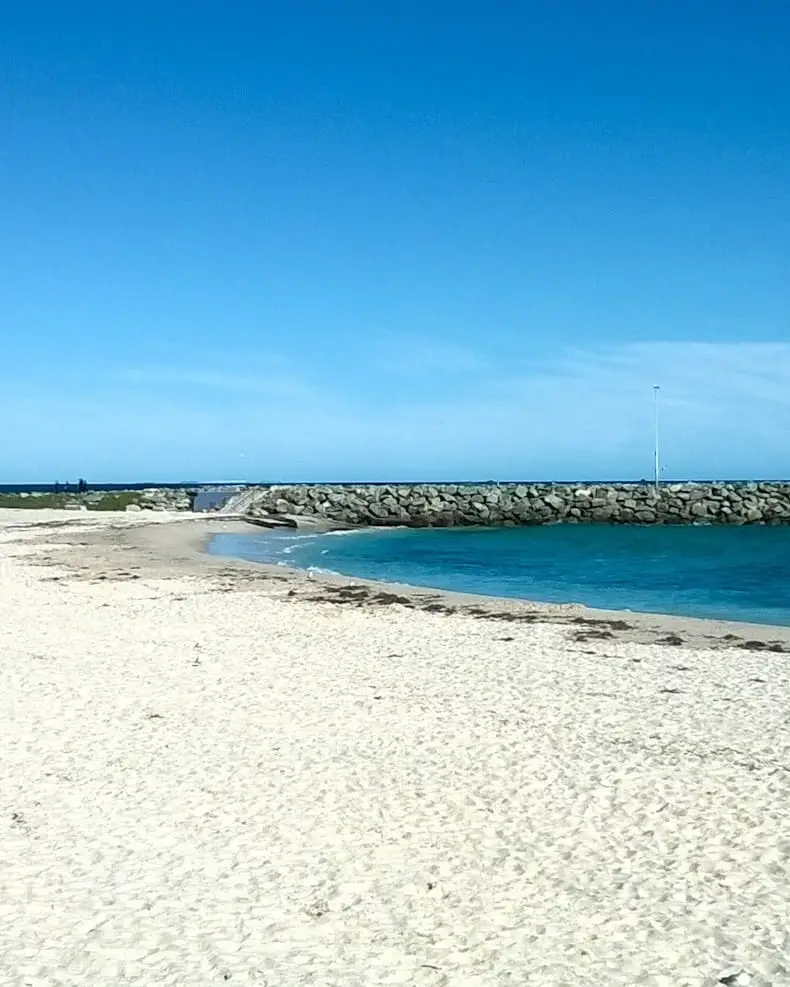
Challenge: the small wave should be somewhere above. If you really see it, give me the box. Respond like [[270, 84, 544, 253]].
[[321, 527, 377, 538], [278, 532, 328, 542]]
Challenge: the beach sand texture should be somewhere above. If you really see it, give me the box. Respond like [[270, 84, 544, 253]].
[[1, 511, 789, 986]]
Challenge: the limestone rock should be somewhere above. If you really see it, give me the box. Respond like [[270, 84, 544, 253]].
[[220, 481, 790, 529]]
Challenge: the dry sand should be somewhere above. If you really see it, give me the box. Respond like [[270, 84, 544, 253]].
[[1, 510, 789, 986]]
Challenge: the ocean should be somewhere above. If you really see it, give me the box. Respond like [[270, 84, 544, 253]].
[[207, 524, 790, 626]]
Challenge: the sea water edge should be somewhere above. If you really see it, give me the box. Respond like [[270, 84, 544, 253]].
[[206, 524, 790, 627]]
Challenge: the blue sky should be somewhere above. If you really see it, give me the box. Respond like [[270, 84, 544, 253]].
[[2, 2, 789, 482]]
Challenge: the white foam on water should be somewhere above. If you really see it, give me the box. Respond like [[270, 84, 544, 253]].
[[321, 527, 381, 537], [306, 564, 341, 576]]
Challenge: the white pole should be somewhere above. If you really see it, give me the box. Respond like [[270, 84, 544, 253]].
[[653, 385, 660, 493]]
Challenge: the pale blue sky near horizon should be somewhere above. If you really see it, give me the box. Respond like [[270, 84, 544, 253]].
[[2, 2, 789, 482]]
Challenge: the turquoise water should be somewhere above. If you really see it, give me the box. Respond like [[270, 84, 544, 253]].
[[208, 525, 790, 626]]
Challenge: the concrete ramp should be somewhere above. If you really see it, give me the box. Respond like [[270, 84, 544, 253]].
[[218, 487, 262, 515]]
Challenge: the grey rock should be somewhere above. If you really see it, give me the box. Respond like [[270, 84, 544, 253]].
[[222, 482, 790, 529]]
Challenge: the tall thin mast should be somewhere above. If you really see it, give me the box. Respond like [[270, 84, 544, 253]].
[[653, 385, 661, 492]]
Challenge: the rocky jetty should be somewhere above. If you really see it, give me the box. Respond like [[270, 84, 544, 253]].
[[239, 482, 790, 527], [129, 488, 194, 512], [1, 488, 194, 512]]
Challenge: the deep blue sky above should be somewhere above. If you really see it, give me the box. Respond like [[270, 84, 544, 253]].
[[2, 2, 789, 481]]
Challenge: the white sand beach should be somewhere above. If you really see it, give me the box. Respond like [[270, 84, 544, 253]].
[[1, 510, 789, 986]]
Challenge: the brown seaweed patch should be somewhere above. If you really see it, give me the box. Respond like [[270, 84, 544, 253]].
[[306, 585, 416, 608], [570, 629, 615, 642], [313, 585, 371, 603], [655, 633, 685, 646], [370, 591, 415, 606], [740, 640, 789, 653], [215, 568, 288, 583], [571, 616, 633, 631], [2, 520, 74, 532], [463, 607, 541, 623]]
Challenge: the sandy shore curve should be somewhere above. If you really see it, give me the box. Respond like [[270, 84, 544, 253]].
[[1, 510, 789, 986]]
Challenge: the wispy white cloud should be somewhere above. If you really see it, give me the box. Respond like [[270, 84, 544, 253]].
[[2, 341, 789, 480], [123, 365, 318, 401], [327, 340, 790, 477], [121, 346, 325, 398], [530, 342, 790, 422]]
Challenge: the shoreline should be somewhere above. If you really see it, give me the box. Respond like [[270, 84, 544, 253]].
[[9, 508, 786, 651], [203, 516, 790, 651]]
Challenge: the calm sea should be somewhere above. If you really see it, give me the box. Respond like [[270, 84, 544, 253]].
[[207, 525, 790, 626]]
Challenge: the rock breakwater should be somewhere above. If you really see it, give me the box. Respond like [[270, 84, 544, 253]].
[[0, 488, 195, 512], [240, 482, 790, 527]]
